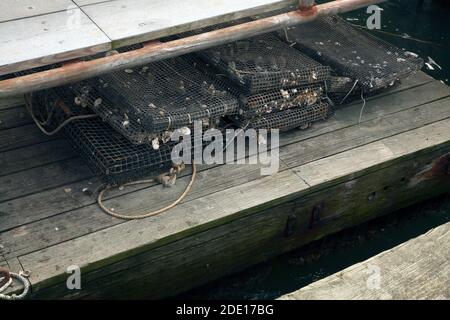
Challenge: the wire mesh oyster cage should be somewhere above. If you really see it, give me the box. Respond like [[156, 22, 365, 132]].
[[281, 15, 423, 93], [237, 83, 326, 118], [65, 117, 176, 185], [27, 87, 187, 184], [232, 100, 333, 132], [182, 24, 330, 94], [66, 54, 239, 145]]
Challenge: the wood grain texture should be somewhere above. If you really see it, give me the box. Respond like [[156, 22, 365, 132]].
[[0, 72, 449, 298], [0, 95, 25, 110], [17, 117, 450, 295], [0, 157, 94, 202], [0, 124, 56, 152], [280, 222, 450, 300], [0, 74, 436, 233], [0, 106, 31, 130], [0, 139, 76, 176], [2, 80, 448, 259], [0, 9, 111, 75], [81, 0, 296, 47], [74, 0, 113, 6], [0, 0, 74, 23], [42, 154, 450, 299]]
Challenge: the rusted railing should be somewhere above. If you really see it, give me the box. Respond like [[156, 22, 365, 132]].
[[0, 0, 385, 98]]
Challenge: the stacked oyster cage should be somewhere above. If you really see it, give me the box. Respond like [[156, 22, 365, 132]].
[[281, 15, 424, 104], [185, 25, 334, 131], [27, 16, 423, 184], [29, 54, 240, 184]]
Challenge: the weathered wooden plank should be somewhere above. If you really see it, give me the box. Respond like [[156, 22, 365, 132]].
[[0, 0, 74, 23], [279, 76, 443, 145], [0, 257, 26, 296], [281, 96, 450, 168], [280, 222, 450, 300], [0, 139, 75, 176], [74, 0, 114, 5], [25, 149, 450, 299], [17, 117, 450, 296], [0, 106, 32, 130], [83, 148, 447, 300], [3, 91, 450, 258], [82, 0, 296, 47], [0, 157, 93, 202], [0, 10, 111, 75], [0, 75, 439, 231], [0, 124, 57, 152], [0, 176, 102, 233], [2, 88, 450, 258], [0, 95, 25, 110], [0, 124, 56, 152]]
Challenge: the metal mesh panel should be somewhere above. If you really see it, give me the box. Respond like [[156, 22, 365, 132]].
[[183, 25, 330, 94], [282, 16, 423, 92], [238, 83, 325, 117], [325, 75, 361, 104], [65, 117, 175, 184], [29, 87, 183, 184], [232, 100, 333, 131], [68, 55, 239, 143]]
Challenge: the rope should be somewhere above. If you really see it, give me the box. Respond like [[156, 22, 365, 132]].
[[0, 268, 10, 289], [339, 79, 359, 105], [0, 270, 30, 300], [346, 22, 442, 47], [24, 93, 98, 136], [25, 93, 197, 220], [98, 162, 197, 220], [358, 89, 367, 124]]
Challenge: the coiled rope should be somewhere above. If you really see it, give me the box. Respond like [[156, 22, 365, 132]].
[[97, 162, 197, 220], [0, 269, 30, 300]]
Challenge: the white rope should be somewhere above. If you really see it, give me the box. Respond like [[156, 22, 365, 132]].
[[0, 271, 30, 300], [358, 89, 367, 124], [98, 163, 196, 220], [25, 94, 98, 136], [339, 79, 359, 105]]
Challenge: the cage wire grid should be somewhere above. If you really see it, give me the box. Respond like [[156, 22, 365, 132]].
[[67, 54, 239, 145], [181, 21, 330, 94], [23, 15, 425, 183], [237, 83, 326, 117], [29, 87, 189, 184], [281, 15, 424, 93], [232, 100, 334, 131]]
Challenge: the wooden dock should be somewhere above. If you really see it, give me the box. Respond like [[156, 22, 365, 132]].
[[279, 221, 450, 300], [0, 71, 449, 299], [0, 0, 295, 75]]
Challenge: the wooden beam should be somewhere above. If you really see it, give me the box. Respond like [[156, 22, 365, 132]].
[[81, 0, 297, 48], [17, 117, 450, 297], [0, 0, 74, 23], [280, 222, 450, 300], [0, 0, 386, 97], [0, 9, 111, 76]]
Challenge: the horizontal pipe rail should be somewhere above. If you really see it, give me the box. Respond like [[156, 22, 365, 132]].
[[0, 0, 385, 98]]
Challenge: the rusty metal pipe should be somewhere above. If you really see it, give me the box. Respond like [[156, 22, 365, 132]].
[[0, 0, 385, 98]]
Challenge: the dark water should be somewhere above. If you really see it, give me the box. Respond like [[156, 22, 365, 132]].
[[340, 0, 450, 85], [178, 0, 450, 300]]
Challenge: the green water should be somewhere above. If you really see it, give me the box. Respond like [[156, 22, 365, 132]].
[[178, 0, 450, 300]]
